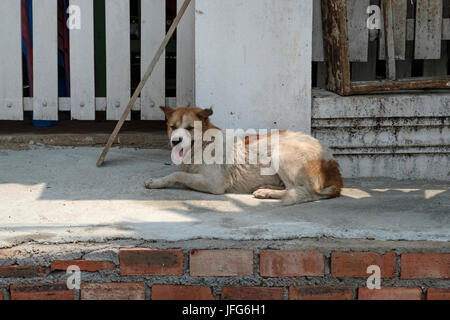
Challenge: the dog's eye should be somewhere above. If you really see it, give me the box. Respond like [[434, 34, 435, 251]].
[[186, 126, 194, 131], [170, 125, 177, 130]]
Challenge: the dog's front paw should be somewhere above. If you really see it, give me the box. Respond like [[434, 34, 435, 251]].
[[144, 178, 166, 189], [144, 178, 154, 189]]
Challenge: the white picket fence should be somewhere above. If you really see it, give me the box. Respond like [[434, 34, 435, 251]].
[[0, 0, 449, 121], [0, 0, 195, 121]]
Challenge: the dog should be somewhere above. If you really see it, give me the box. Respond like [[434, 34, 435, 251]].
[[144, 106, 343, 206]]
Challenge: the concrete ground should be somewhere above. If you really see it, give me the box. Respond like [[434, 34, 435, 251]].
[[0, 147, 448, 249]]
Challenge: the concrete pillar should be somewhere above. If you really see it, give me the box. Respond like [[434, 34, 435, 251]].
[[195, 0, 313, 133]]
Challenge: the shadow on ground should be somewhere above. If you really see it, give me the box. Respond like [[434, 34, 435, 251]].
[[0, 147, 449, 247]]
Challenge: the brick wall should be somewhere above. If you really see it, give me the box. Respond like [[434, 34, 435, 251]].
[[0, 249, 448, 300]]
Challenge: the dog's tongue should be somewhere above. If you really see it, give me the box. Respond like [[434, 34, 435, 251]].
[[171, 147, 184, 164]]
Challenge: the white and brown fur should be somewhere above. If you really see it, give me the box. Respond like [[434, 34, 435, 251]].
[[144, 107, 343, 206]]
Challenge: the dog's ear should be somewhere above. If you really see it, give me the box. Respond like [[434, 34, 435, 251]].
[[160, 106, 175, 119], [197, 108, 213, 120]]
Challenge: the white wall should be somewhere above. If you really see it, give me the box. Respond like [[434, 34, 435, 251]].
[[195, 0, 313, 133]]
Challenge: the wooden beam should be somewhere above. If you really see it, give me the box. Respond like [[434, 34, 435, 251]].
[[141, 0, 166, 120], [379, 0, 407, 60], [312, 0, 325, 62], [321, 0, 352, 95], [415, 0, 443, 59], [23, 97, 177, 112], [32, 0, 58, 120], [0, 0, 23, 120], [346, 0, 369, 62], [105, 0, 131, 120], [69, 0, 96, 120], [383, 0, 396, 80], [351, 77, 450, 94]]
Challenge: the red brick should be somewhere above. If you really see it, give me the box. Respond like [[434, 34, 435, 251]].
[[10, 283, 74, 300], [51, 260, 116, 272], [401, 253, 450, 279], [221, 287, 284, 300], [0, 291, 3, 300], [289, 286, 353, 300], [152, 285, 214, 300], [190, 250, 253, 276], [358, 287, 422, 300], [331, 251, 396, 278], [120, 248, 183, 276], [81, 283, 146, 300], [0, 266, 45, 278], [427, 288, 450, 300], [260, 250, 324, 277]]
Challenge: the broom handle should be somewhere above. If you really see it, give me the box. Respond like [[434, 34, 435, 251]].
[[97, 0, 192, 167]]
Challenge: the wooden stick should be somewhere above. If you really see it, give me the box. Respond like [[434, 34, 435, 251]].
[[97, 0, 192, 167]]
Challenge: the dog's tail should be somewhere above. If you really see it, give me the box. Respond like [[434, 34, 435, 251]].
[[319, 160, 343, 199]]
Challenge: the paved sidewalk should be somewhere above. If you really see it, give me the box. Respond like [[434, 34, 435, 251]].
[[0, 147, 448, 248]]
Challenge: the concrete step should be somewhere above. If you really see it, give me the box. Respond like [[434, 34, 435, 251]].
[[312, 89, 450, 180]]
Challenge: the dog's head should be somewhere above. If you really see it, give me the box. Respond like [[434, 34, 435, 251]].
[[160, 106, 217, 164]]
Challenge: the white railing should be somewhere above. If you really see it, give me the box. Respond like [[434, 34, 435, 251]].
[[0, 0, 195, 121]]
